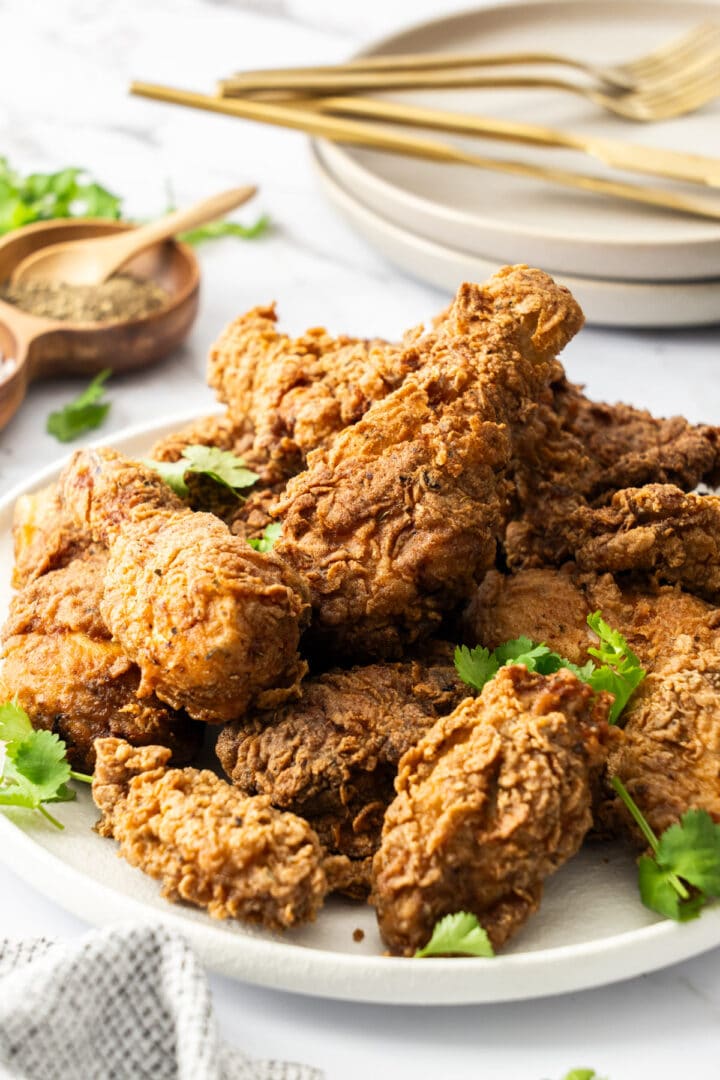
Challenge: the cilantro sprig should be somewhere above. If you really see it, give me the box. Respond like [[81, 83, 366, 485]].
[[0, 158, 121, 235], [247, 522, 282, 553], [0, 701, 91, 829], [46, 369, 112, 443], [612, 777, 720, 921], [0, 157, 269, 246], [455, 612, 645, 724], [144, 445, 259, 499], [415, 912, 494, 958]]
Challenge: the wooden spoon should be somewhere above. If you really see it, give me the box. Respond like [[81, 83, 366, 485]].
[[11, 186, 256, 286]]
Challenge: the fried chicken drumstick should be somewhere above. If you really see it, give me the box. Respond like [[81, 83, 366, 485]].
[[372, 666, 612, 955], [274, 266, 584, 660], [58, 448, 310, 723], [93, 737, 329, 929], [217, 658, 467, 863]]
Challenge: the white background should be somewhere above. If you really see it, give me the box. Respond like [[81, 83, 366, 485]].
[[1, 1, 719, 1077]]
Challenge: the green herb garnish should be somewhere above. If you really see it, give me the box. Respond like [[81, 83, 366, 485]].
[[455, 613, 644, 724], [415, 912, 494, 958], [46, 369, 111, 443], [586, 613, 646, 724], [144, 444, 259, 499], [0, 701, 91, 829], [247, 521, 282, 553], [0, 159, 121, 235], [612, 777, 720, 921], [178, 213, 271, 246]]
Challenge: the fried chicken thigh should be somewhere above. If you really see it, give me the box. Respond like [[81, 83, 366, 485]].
[[216, 658, 467, 862], [12, 482, 89, 589], [1, 549, 199, 771], [274, 267, 584, 659], [372, 666, 612, 955], [93, 738, 328, 929], [58, 448, 310, 723], [464, 567, 720, 844]]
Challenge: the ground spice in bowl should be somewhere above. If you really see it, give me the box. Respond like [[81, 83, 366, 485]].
[[0, 273, 169, 323]]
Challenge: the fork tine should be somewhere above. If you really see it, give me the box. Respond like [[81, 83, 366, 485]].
[[641, 61, 720, 108], [622, 22, 720, 80]]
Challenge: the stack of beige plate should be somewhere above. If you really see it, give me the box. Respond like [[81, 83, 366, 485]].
[[313, 0, 720, 327]]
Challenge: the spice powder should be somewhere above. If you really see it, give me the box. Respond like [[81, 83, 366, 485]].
[[0, 273, 169, 323]]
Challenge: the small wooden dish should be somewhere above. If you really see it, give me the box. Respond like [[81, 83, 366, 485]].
[[0, 218, 200, 430]]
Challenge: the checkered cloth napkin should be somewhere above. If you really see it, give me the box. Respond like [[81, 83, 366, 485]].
[[0, 924, 322, 1080]]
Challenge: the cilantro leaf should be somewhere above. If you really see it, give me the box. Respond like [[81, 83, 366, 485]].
[[611, 776, 720, 921], [144, 457, 191, 497], [46, 369, 112, 443], [181, 445, 258, 493], [248, 521, 282, 553], [0, 701, 91, 829], [586, 612, 645, 724], [179, 213, 271, 246], [656, 809, 720, 895], [0, 158, 121, 236], [415, 912, 494, 958], [0, 700, 33, 749], [144, 444, 259, 500], [453, 645, 499, 693]]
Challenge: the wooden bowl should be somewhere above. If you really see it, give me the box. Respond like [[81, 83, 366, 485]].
[[0, 218, 200, 429]]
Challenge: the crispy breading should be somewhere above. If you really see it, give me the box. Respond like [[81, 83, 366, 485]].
[[216, 659, 467, 861], [372, 666, 612, 955], [58, 448, 310, 723], [12, 482, 89, 589], [463, 566, 720, 844], [207, 303, 416, 469], [1, 548, 200, 771], [93, 738, 328, 929], [275, 267, 584, 660], [569, 485, 720, 602]]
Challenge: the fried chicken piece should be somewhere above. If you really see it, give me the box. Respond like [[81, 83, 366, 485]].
[[148, 412, 251, 463], [504, 378, 720, 570], [1, 548, 200, 771], [274, 267, 584, 660], [372, 666, 612, 955], [92, 738, 328, 930], [207, 303, 417, 470], [216, 659, 467, 862], [58, 448, 310, 723], [11, 482, 89, 589], [463, 567, 720, 843], [555, 379, 720, 494], [569, 486, 720, 602]]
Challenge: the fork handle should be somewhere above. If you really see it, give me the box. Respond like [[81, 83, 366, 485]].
[[226, 51, 632, 90], [220, 69, 606, 96]]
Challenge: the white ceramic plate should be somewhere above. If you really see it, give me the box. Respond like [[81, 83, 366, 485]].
[[2, 415, 720, 1004], [314, 0, 720, 283], [314, 146, 720, 328]]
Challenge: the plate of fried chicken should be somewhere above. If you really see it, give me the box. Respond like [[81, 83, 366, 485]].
[[1, 265, 719, 1004]]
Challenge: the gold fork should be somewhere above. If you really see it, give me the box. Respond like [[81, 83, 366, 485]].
[[221, 23, 720, 95], [131, 82, 720, 221]]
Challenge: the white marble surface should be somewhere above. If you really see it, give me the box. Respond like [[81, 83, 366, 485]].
[[1, 1, 720, 1077]]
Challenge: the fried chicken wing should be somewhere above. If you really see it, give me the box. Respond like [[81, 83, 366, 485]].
[[372, 666, 612, 955], [207, 303, 416, 470], [274, 267, 584, 659], [1, 549, 199, 771], [504, 367, 720, 572], [58, 448, 310, 723], [92, 738, 328, 929], [569, 485, 720, 602], [216, 658, 467, 862], [463, 567, 720, 844]]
